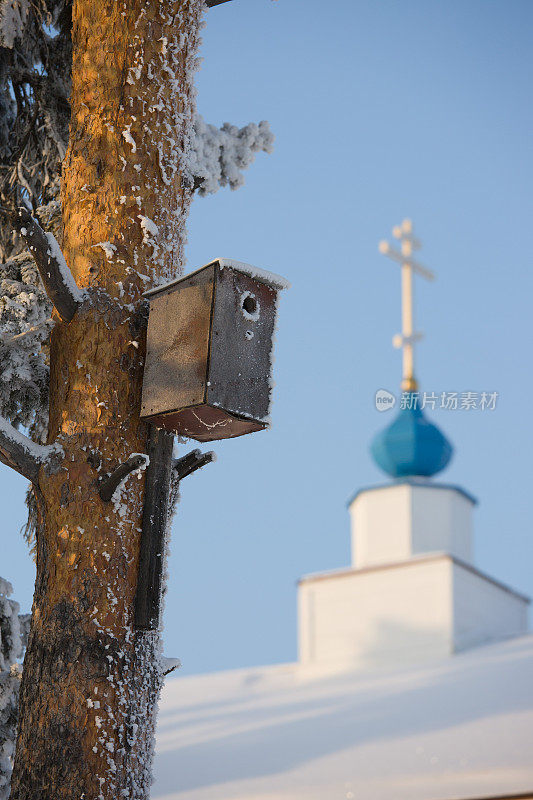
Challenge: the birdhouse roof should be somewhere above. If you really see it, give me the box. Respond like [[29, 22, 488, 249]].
[[144, 258, 290, 298]]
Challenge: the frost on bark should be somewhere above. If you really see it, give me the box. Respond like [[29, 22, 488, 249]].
[[8, 1, 205, 799]]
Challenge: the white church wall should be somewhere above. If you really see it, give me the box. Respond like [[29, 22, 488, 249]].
[[410, 486, 474, 563], [298, 556, 453, 672], [350, 485, 412, 569], [350, 484, 474, 570], [452, 562, 529, 652]]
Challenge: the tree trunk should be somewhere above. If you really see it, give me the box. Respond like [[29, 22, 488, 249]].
[[10, 1, 203, 798]]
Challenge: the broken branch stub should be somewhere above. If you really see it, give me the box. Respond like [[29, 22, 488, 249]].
[[98, 454, 149, 502], [173, 449, 215, 481]]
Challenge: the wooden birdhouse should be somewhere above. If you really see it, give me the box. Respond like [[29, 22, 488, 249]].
[[140, 258, 289, 442]]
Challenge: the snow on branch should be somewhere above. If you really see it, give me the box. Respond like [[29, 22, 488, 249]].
[[0, 317, 54, 347], [11, 208, 82, 323], [189, 115, 274, 196], [0, 414, 62, 483], [160, 657, 181, 676]]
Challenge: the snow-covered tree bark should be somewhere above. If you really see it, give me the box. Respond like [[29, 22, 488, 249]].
[[8, 2, 205, 798]]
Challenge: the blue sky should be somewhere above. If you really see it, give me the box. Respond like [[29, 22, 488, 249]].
[[1, 0, 532, 675]]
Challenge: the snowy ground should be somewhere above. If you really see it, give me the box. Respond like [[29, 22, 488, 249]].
[[153, 634, 533, 800]]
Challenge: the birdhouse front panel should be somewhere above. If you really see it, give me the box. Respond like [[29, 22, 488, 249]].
[[207, 266, 277, 424], [140, 259, 287, 442]]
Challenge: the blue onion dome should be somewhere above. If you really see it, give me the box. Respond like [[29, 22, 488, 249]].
[[371, 400, 453, 478]]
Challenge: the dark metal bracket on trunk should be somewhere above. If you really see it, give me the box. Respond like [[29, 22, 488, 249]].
[[134, 431, 215, 630]]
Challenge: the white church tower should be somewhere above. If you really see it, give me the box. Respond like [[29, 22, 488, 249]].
[[298, 220, 528, 673]]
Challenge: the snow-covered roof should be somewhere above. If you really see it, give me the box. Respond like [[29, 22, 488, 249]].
[[144, 258, 290, 297], [153, 634, 533, 800]]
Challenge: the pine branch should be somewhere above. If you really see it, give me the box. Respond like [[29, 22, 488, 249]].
[[189, 116, 274, 197], [0, 318, 55, 346], [11, 208, 83, 322], [173, 449, 216, 481], [206, 0, 233, 6], [98, 454, 149, 502], [0, 416, 63, 484]]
